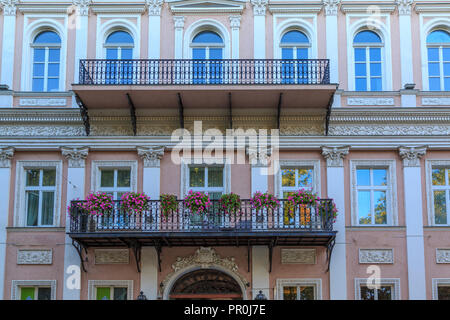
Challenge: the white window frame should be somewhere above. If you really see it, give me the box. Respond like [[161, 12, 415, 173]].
[[350, 160, 397, 226], [274, 160, 321, 199], [187, 165, 225, 197], [426, 36, 450, 91], [11, 280, 56, 300], [425, 160, 450, 226], [103, 29, 135, 59], [98, 168, 133, 200], [432, 278, 450, 300], [31, 33, 62, 92], [353, 37, 383, 91], [88, 280, 133, 300], [91, 161, 138, 196], [276, 279, 322, 300], [14, 161, 62, 227], [354, 278, 401, 300], [279, 29, 311, 59], [21, 16, 68, 92]]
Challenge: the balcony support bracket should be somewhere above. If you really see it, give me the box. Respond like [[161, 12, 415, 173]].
[[155, 242, 162, 272], [325, 93, 334, 136], [130, 240, 142, 273], [326, 238, 336, 273], [126, 93, 137, 136], [72, 239, 88, 273], [268, 240, 275, 273], [74, 93, 90, 136], [177, 93, 184, 129]]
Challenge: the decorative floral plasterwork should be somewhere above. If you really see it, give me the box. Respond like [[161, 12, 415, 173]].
[[17, 249, 52, 265], [146, 0, 163, 16], [323, 0, 340, 16], [61, 146, 89, 168], [246, 145, 272, 167], [251, 0, 268, 16], [229, 15, 241, 29], [321, 146, 350, 167], [94, 249, 129, 264], [398, 146, 427, 167], [396, 0, 414, 15], [72, 0, 91, 16], [436, 249, 450, 264], [137, 146, 165, 167], [422, 97, 450, 106], [0, 146, 14, 168], [359, 249, 394, 264], [0, 0, 19, 15], [347, 97, 395, 106], [173, 16, 185, 28]]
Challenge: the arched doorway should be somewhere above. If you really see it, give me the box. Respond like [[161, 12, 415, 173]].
[[169, 269, 243, 300]]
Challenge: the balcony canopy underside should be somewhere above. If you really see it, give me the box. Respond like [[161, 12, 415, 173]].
[[68, 230, 337, 248], [72, 84, 337, 110]]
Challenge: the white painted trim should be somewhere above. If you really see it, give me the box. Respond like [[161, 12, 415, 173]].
[[350, 160, 398, 226], [432, 278, 450, 300], [87, 280, 133, 300], [90, 160, 138, 193], [354, 278, 401, 300], [346, 14, 392, 91], [273, 159, 321, 199], [425, 159, 450, 226], [14, 160, 62, 227], [11, 280, 57, 300], [276, 278, 322, 300], [183, 19, 231, 59], [20, 15, 68, 92]]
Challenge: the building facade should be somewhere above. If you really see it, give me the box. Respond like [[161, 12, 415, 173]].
[[0, 0, 449, 300]]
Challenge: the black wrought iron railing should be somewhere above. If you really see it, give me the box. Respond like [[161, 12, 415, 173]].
[[78, 59, 330, 85], [69, 199, 335, 233]]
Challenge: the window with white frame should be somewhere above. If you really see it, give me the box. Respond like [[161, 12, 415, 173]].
[[88, 280, 133, 300], [24, 168, 56, 227], [433, 279, 450, 300], [280, 30, 310, 84], [277, 279, 321, 300], [188, 166, 224, 200], [280, 167, 314, 198], [427, 29, 450, 91], [430, 166, 450, 225], [104, 30, 134, 84], [95, 286, 128, 300], [355, 278, 400, 300], [356, 167, 388, 225], [98, 168, 132, 200], [191, 30, 224, 84], [19, 286, 51, 300], [353, 30, 383, 91], [31, 30, 61, 92], [11, 280, 56, 300]]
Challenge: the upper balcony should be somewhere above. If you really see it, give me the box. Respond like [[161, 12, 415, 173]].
[[71, 59, 337, 135]]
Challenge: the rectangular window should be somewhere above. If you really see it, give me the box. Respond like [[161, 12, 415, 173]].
[[431, 167, 450, 225], [188, 166, 224, 200], [95, 286, 128, 300], [20, 287, 51, 300], [24, 168, 56, 226], [282, 285, 315, 300], [99, 168, 131, 200], [360, 285, 393, 300], [356, 168, 388, 225], [438, 285, 450, 300]]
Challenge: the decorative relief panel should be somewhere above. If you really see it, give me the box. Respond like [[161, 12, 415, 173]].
[[359, 249, 394, 264], [436, 249, 450, 264], [422, 97, 450, 106], [94, 249, 129, 264], [347, 97, 395, 106], [17, 249, 52, 265], [19, 98, 67, 107], [281, 249, 316, 264]]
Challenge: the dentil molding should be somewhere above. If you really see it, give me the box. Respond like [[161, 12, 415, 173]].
[[398, 146, 427, 167]]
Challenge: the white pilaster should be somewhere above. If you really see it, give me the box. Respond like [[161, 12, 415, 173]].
[[247, 146, 270, 194], [147, 0, 163, 59], [173, 16, 185, 59], [230, 16, 241, 59], [0, 0, 18, 89], [137, 146, 165, 199], [324, 0, 340, 84], [322, 146, 349, 300], [0, 147, 14, 300], [140, 247, 159, 299], [251, 0, 267, 59], [399, 146, 427, 300], [61, 146, 88, 300], [252, 246, 269, 299], [397, 0, 414, 87], [72, 1, 91, 83]]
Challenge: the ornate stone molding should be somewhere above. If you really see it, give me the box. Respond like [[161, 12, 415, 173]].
[[94, 249, 129, 264], [229, 15, 241, 29], [436, 249, 450, 264], [251, 0, 268, 16], [0, 146, 14, 168], [173, 16, 185, 29], [347, 97, 395, 106], [398, 146, 427, 167], [0, 0, 18, 16], [328, 124, 450, 136], [12, 280, 57, 300], [19, 98, 67, 107], [161, 247, 248, 292], [61, 146, 89, 168], [281, 249, 316, 264], [246, 145, 271, 167], [72, 0, 91, 16], [359, 249, 394, 264], [146, 0, 163, 16], [422, 97, 450, 106], [137, 146, 165, 168], [323, 0, 340, 16], [321, 146, 349, 167], [17, 249, 53, 265], [396, 0, 414, 15]]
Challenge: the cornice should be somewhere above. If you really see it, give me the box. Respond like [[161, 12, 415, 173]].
[[268, 3, 323, 14], [329, 108, 450, 123], [0, 109, 82, 123], [91, 4, 146, 14], [340, 2, 397, 13], [415, 2, 450, 13], [17, 5, 72, 14]]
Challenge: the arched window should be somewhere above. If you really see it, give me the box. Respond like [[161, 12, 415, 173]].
[[32, 30, 61, 92], [427, 29, 450, 91], [191, 31, 224, 84], [353, 30, 383, 91], [280, 30, 310, 84], [104, 30, 134, 84]]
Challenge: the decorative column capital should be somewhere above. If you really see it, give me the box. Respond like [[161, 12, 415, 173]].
[[72, 0, 91, 16], [0, 0, 19, 16], [229, 15, 241, 29], [250, 0, 268, 16], [61, 146, 89, 168], [246, 146, 271, 167], [146, 0, 163, 16], [398, 146, 426, 167], [321, 146, 350, 167], [396, 0, 414, 15], [0, 146, 14, 168], [173, 16, 185, 29], [137, 146, 165, 168], [323, 0, 340, 16]]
